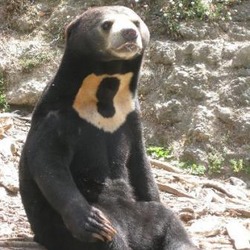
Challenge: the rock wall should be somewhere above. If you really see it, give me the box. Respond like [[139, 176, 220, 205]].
[[141, 2, 250, 170], [0, 0, 249, 172]]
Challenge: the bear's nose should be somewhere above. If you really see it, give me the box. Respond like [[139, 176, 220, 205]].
[[121, 28, 138, 41]]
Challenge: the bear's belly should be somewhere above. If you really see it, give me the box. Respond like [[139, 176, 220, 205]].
[[70, 158, 130, 203], [74, 176, 132, 203]]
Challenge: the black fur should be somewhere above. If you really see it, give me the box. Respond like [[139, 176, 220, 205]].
[[96, 78, 120, 118], [19, 6, 198, 250]]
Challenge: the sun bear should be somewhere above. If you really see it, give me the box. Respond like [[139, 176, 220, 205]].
[[19, 6, 198, 250]]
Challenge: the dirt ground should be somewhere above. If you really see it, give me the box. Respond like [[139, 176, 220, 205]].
[[0, 111, 250, 250]]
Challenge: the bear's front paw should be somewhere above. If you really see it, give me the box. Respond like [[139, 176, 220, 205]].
[[86, 206, 117, 242], [63, 205, 116, 242]]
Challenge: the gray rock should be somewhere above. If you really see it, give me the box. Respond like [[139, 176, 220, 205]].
[[0, 160, 18, 194], [236, 113, 250, 142], [231, 1, 250, 22], [11, 15, 36, 33], [229, 177, 247, 188], [238, 68, 250, 77], [232, 44, 250, 68], [0, 138, 16, 158], [150, 41, 176, 65], [188, 126, 210, 143], [178, 23, 208, 40], [215, 106, 235, 124], [228, 24, 250, 41], [154, 99, 182, 124], [178, 24, 200, 40], [222, 43, 240, 60], [189, 86, 206, 101], [192, 43, 222, 65], [182, 43, 195, 55], [36, 3, 52, 14], [220, 77, 250, 107], [180, 147, 208, 165], [6, 78, 46, 106]]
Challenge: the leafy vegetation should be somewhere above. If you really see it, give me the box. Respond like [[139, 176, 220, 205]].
[[179, 162, 206, 175], [230, 159, 244, 173], [230, 159, 250, 174], [19, 52, 53, 73], [0, 73, 9, 112], [147, 146, 173, 160], [208, 152, 224, 174], [144, 0, 242, 38], [147, 145, 207, 175], [147, 144, 250, 176]]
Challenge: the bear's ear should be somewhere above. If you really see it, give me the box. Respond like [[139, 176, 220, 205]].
[[65, 17, 81, 41]]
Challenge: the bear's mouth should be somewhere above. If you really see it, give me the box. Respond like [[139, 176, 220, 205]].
[[115, 42, 141, 54], [108, 42, 142, 59]]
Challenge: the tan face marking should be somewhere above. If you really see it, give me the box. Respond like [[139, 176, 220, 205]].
[[73, 72, 134, 133], [101, 14, 143, 59]]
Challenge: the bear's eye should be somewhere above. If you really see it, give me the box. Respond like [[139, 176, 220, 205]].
[[101, 21, 113, 31], [133, 21, 140, 28]]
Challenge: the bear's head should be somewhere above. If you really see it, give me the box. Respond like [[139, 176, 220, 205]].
[[65, 6, 150, 61]]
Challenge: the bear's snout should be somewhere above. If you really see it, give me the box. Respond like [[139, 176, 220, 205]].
[[121, 28, 138, 41]]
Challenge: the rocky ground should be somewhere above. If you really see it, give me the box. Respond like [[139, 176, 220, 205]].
[[0, 112, 250, 249]]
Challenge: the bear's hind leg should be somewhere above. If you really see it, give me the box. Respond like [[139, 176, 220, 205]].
[[106, 233, 132, 250], [160, 207, 199, 250]]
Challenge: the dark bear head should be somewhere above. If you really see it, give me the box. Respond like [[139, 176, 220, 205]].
[[65, 6, 150, 61]]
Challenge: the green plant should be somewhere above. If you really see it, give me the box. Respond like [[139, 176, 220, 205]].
[[230, 159, 250, 174], [19, 52, 52, 72], [179, 162, 206, 175], [147, 0, 241, 38], [230, 159, 244, 173], [208, 152, 224, 174], [147, 146, 173, 160], [0, 73, 9, 112], [161, 0, 208, 36], [245, 165, 250, 174]]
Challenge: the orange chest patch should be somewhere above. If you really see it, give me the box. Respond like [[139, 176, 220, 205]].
[[73, 72, 135, 133]]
